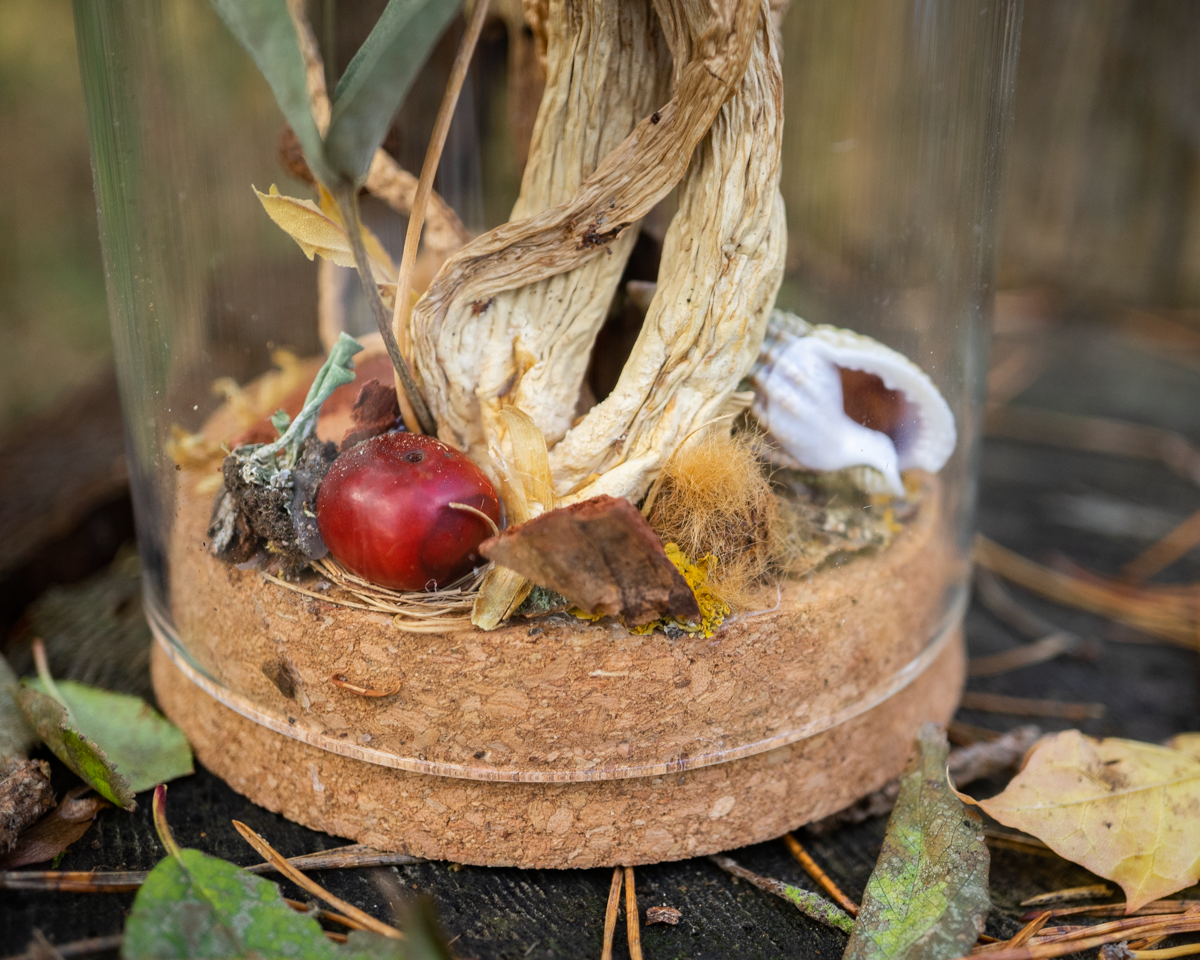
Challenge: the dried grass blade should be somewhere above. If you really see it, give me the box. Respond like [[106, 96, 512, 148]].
[[782, 834, 859, 916], [601, 866, 622, 960], [974, 536, 1199, 649], [231, 820, 403, 940], [967, 633, 1079, 677], [949, 915, 1200, 960], [1022, 902, 1200, 922], [391, 0, 491, 367], [625, 866, 643, 960], [1121, 506, 1200, 583]]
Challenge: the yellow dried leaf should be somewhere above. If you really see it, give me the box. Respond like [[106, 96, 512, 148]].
[[971, 730, 1200, 912], [472, 406, 558, 630], [1166, 733, 1200, 761], [253, 185, 396, 283]]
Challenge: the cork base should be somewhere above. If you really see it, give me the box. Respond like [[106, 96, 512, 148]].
[[152, 626, 964, 868]]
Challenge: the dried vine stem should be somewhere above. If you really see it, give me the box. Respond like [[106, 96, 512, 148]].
[[391, 0, 492, 426], [411, 0, 768, 486], [550, 0, 785, 503]]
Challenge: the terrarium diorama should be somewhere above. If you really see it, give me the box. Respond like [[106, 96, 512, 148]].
[[73, 0, 1018, 868]]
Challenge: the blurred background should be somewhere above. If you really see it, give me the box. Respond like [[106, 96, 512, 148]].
[[5, 0, 1200, 436]]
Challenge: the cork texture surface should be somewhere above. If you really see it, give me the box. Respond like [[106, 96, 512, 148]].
[[152, 629, 964, 868], [169, 463, 959, 781]]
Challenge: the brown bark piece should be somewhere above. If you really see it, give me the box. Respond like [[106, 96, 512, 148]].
[[339, 379, 401, 451], [0, 786, 108, 868], [0, 759, 55, 855], [479, 495, 700, 627]]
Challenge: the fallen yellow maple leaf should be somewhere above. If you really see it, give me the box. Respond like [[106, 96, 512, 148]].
[[253, 185, 396, 284], [964, 729, 1200, 912]]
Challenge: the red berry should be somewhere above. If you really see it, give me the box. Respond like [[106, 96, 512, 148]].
[[316, 433, 501, 591]]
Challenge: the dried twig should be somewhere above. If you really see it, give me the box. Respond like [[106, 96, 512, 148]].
[[0, 844, 424, 892], [1, 934, 124, 960], [1121, 506, 1200, 583], [232, 821, 403, 940], [975, 535, 1199, 650], [1020, 884, 1114, 907], [707, 855, 855, 934], [958, 692, 1105, 721], [971, 568, 1097, 677], [967, 634, 1085, 678], [782, 834, 858, 916], [601, 866, 622, 960], [624, 866, 643, 960], [985, 406, 1200, 488]]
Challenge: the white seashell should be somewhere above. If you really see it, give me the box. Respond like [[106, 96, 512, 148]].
[[751, 311, 956, 497]]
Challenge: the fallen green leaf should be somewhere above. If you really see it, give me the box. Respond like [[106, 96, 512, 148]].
[[324, 0, 463, 183], [124, 847, 347, 960], [208, 0, 333, 185], [124, 787, 411, 960], [29, 678, 193, 794], [0, 654, 35, 763], [16, 685, 136, 810], [843, 723, 990, 960]]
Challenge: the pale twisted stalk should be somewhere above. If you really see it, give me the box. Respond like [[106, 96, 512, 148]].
[[410, 0, 762, 480], [550, 0, 786, 503]]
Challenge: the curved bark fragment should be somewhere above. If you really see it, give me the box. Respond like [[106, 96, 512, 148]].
[[410, 0, 764, 478]]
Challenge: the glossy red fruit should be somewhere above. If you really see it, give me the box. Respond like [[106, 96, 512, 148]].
[[316, 433, 501, 591]]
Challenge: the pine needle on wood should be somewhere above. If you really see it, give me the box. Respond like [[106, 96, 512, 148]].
[[232, 821, 403, 940]]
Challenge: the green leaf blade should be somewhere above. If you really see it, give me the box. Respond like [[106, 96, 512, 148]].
[[843, 723, 990, 960], [16, 685, 136, 809], [30, 679, 193, 794], [208, 0, 336, 185], [124, 849, 344, 960], [324, 0, 463, 183]]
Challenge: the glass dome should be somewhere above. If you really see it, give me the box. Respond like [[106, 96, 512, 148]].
[[73, 0, 1022, 868]]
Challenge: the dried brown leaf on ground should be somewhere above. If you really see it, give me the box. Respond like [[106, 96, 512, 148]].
[[843, 723, 991, 960], [963, 730, 1200, 912], [0, 788, 108, 869]]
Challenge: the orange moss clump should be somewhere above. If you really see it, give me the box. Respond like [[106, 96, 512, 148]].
[[645, 431, 778, 610]]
